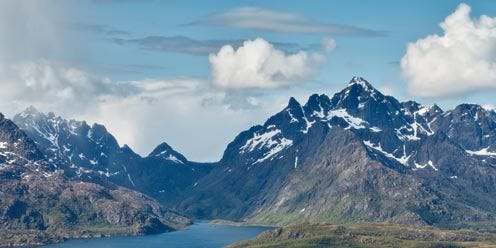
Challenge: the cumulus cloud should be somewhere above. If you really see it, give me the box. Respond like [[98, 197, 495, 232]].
[[0, 60, 137, 115], [191, 7, 385, 36], [401, 3, 496, 98], [81, 77, 277, 161], [0, 1, 109, 115], [209, 38, 329, 89]]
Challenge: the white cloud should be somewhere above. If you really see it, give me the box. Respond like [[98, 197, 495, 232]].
[[0, 60, 136, 116], [321, 37, 337, 53], [401, 3, 496, 98], [80, 77, 277, 161], [192, 7, 384, 36], [209, 38, 328, 89]]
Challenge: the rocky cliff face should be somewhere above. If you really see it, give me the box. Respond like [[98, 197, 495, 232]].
[[179, 77, 496, 228], [0, 113, 190, 247]]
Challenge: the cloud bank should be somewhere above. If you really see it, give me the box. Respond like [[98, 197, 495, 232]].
[[192, 7, 385, 36], [209, 38, 331, 89], [401, 3, 496, 98], [112, 35, 302, 55]]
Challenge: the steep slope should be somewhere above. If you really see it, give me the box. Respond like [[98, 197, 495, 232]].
[[12, 109, 213, 209], [179, 77, 496, 228], [0, 113, 190, 246]]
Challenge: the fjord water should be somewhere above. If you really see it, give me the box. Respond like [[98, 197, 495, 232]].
[[43, 221, 273, 248]]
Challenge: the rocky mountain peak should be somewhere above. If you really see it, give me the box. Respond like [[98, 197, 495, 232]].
[[148, 142, 187, 164], [330, 77, 389, 112], [452, 104, 489, 119], [287, 97, 301, 109], [347, 76, 375, 91]]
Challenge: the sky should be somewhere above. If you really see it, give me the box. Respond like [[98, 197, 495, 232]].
[[1, 0, 496, 161]]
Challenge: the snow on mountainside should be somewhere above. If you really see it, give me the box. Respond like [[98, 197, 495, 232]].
[[12, 108, 213, 208], [181, 77, 496, 227], [0, 112, 44, 167], [223, 77, 449, 171], [13, 107, 139, 180], [0, 112, 191, 245], [222, 77, 496, 173], [12, 108, 188, 185]]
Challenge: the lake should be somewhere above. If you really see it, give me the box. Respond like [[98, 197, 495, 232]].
[[42, 221, 274, 248]]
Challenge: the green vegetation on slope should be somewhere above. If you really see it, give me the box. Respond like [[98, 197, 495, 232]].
[[229, 222, 496, 248]]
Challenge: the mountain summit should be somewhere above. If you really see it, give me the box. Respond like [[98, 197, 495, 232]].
[[149, 142, 188, 164], [179, 77, 496, 228]]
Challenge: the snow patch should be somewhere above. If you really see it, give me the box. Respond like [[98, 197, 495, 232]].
[[370, 127, 382, 132], [127, 173, 136, 186], [301, 117, 315, 133], [363, 141, 411, 166], [241, 128, 294, 163], [328, 108, 366, 129], [466, 147, 496, 157], [167, 154, 184, 164], [253, 138, 293, 164], [286, 109, 299, 123], [414, 160, 438, 171]]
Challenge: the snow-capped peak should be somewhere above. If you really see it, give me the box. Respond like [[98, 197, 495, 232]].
[[347, 76, 375, 92]]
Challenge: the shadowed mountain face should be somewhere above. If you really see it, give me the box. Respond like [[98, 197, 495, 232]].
[[178, 77, 496, 227], [0, 113, 190, 246], [12, 109, 213, 209]]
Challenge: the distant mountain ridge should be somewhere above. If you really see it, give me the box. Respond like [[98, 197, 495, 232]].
[[12, 108, 213, 209]]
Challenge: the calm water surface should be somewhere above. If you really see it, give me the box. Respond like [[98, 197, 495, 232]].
[[43, 221, 274, 248]]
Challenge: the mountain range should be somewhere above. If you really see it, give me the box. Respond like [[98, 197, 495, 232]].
[[2, 76, 496, 245], [179, 77, 496, 228]]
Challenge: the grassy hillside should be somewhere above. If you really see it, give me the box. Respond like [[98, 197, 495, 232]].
[[229, 222, 496, 248]]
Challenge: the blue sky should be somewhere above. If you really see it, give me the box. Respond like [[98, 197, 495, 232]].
[[68, 0, 496, 101], [1, 0, 496, 161]]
